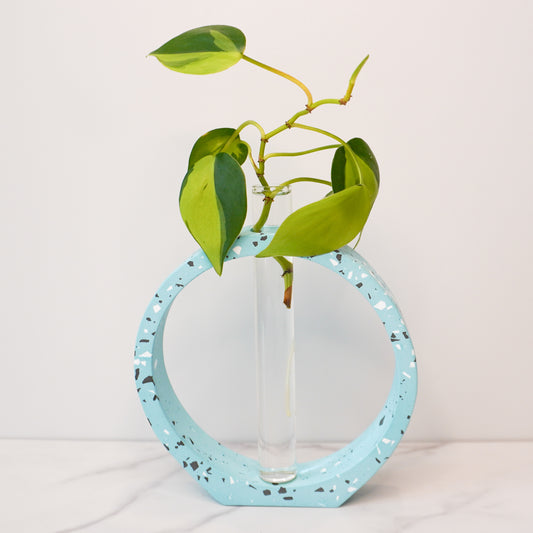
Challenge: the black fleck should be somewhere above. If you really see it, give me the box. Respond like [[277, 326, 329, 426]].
[[142, 376, 154, 384], [379, 416, 385, 426], [263, 489, 271, 496], [135, 368, 139, 380], [315, 487, 324, 492], [356, 282, 363, 288], [187, 261, 194, 267], [278, 487, 287, 494], [190, 461, 199, 471]]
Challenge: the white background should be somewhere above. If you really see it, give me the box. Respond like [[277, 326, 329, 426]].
[[1, 0, 532, 444]]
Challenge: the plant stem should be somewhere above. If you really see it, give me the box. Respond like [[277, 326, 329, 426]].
[[241, 54, 313, 107], [341, 55, 369, 105], [290, 123, 361, 184], [263, 144, 340, 161], [252, 195, 274, 232], [234, 119, 266, 138], [272, 177, 331, 196], [273, 256, 293, 309]]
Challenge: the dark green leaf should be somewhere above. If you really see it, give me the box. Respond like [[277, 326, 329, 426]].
[[188, 128, 248, 171], [149, 25, 246, 75], [179, 153, 247, 274], [256, 185, 373, 258], [331, 138, 379, 198]]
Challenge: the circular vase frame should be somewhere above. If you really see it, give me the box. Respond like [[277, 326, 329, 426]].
[[134, 226, 417, 508]]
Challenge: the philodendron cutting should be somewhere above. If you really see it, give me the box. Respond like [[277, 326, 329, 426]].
[[149, 25, 380, 307]]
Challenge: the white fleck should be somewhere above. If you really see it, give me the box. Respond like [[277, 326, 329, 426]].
[[141, 361, 147, 366], [382, 438, 391, 444], [164, 429, 169, 435], [347, 271, 353, 279], [402, 371, 411, 379], [410, 361, 416, 368], [361, 273, 368, 278], [144, 329, 148, 333], [153, 304, 161, 313], [330, 258, 339, 266], [233, 246, 242, 255], [139, 351, 152, 358], [336, 496, 340, 501], [377, 445, 381, 455], [412, 349, 415, 355], [166, 286, 173, 291], [334, 461, 341, 466], [321, 468, 327, 473], [134, 359, 140, 366], [352, 477, 358, 484], [230, 476, 235, 484], [199, 265, 203, 269], [348, 487, 356, 493], [374, 301, 387, 310], [333, 485, 336, 490], [395, 344, 402, 350], [154, 359, 158, 369]]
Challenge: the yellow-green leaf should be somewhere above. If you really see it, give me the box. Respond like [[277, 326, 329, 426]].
[[149, 25, 246, 75], [179, 153, 247, 274], [188, 128, 248, 171], [256, 185, 374, 258]]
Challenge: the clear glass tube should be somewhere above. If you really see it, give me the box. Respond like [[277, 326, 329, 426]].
[[252, 185, 296, 484]]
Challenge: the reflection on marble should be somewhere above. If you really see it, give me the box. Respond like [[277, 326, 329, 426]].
[[1, 440, 532, 532]]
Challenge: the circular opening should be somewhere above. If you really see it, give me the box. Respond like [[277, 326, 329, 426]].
[[162, 253, 395, 463]]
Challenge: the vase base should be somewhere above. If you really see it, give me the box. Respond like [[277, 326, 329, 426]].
[[260, 468, 297, 484]]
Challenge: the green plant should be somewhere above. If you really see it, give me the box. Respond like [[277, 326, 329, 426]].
[[149, 25, 380, 307]]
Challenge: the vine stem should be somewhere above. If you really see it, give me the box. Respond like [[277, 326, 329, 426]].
[[241, 54, 313, 107], [263, 144, 340, 161], [341, 55, 369, 104], [290, 123, 362, 184], [272, 177, 331, 196]]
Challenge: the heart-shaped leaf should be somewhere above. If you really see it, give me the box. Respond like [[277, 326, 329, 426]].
[[256, 185, 373, 258], [179, 153, 247, 274], [149, 25, 246, 75], [188, 128, 248, 171], [331, 138, 380, 199]]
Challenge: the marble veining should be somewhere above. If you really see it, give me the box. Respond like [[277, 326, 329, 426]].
[[1, 440, 532, 532]]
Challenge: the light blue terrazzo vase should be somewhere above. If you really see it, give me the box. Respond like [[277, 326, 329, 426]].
[[134, 226, 417, 507]]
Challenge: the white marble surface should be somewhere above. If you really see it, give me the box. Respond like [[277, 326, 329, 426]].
[[1, 440, 532, 532]]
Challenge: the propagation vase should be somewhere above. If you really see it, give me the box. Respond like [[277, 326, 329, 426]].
[[134, 226, 417, 508]]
